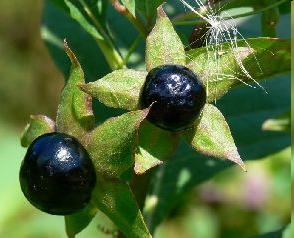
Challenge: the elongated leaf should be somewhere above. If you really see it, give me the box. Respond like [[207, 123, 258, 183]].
[[84, 108, 150, 177], [146, 6, 185, 71], [217, 0, 289, 12], [43, 0, 110, 79], [262, 111, 290, 132], [93, 176, 151, 238], [134, 122, 179, 174], [187, 38, 290, 102], [64, 0, 103, 40], [20, 115, 55, 147], [56, 41, 95, 136], [64, 0, 123, 70], [65, 201, 98, 238], [185, 104, 246, 171], [144, 75, 290, 233], [81, 69, 147, 110]]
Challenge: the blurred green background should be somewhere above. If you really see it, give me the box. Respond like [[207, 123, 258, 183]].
[[0, 0, 291, 237]]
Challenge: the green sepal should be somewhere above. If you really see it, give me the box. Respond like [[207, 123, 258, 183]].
[[72, 91, 95, 131], [56, 40, 95, 137], [146, 5, 186, 71], [80, 69, 147, 111], [92, 176, 152, 238], [186, 38, 291, 102], [134, 147, 163, 175], [184, 104, 246, 171], [64, 201, 98, 238], [134, 122, 180, 174], [21, 115, 55, 147], [83, 108, 150, 177]]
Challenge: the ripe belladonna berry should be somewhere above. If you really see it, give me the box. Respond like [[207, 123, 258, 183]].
[[19, 132, 96, 215], [141, 64, 206, 131]]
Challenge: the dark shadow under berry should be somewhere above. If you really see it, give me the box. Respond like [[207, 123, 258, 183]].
[[19, 132, 96, 215], [141, 64, 206, 131]]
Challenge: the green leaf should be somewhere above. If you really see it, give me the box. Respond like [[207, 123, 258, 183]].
[[134, 122, 179, 174], [21, 115, 55, 147], [43, 0, 129, 126], [56, 41, 95, 136], [84, 108, 150, 177], [144, 75, 290, 233], [186, 38, 291, 102], [185, 104, 246, 171], [93, 176, 151, 238], [43, 0, 110, 79], [146, 6, 185, 71], [64, 201, 98, 238], [64, 0, 123, 70], [121, 0, 136, 16], [254, 227, 285, 238], [218, 0, 289, 11], [80, 69, 147, 110], [64, 0, 102, 39], [262, 111, 290, 132]]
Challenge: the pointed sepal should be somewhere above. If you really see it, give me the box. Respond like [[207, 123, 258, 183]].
[[21, 115, 55, 147], [65, 201, 98, 238], [83, 108, 150, 177], [134, 122, 179, 174], [146, 5, 186, 71], [56, 40, 95, 136], [92, 176, 152, 238], [186, 38, 290, 102], [80, 69, 147, 110], [134, 147, 163, 175], [185, 104, 246, 171]]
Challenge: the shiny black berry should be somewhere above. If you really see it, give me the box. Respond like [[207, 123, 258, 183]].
[[19, 132, 96, 215], [141, 64, 206, 131]]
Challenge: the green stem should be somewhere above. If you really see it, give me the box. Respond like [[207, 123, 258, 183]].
[[78, 0, 124, 70], [110, 0, 148, 38], [123, 35, 141, 65], [173, 0, 288, 26], [126, 12, 148, 38]]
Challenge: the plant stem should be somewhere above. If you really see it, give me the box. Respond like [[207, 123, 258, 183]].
[[173, 0, 288, 25], [78, 0, 124, 70], [123, 35, 141, 65], [111, 0, 148, 38]]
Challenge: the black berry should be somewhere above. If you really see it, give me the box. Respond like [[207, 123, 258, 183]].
[[19, 132, 96, 215], [141, 64, 206, 131]]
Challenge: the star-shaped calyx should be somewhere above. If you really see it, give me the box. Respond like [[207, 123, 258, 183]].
[[80, 6, 247, 173], [21, 40, 152, 238]]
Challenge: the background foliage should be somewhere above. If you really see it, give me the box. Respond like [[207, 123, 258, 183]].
[[0, 0, 291, 237]]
